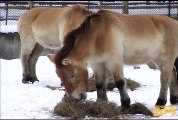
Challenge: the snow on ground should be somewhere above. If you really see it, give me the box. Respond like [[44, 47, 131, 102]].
[[0, 25, 17, 33], [1, 56, 178, 119]]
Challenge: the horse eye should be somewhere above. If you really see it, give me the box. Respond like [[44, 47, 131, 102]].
[[71, 75, 75, 78]]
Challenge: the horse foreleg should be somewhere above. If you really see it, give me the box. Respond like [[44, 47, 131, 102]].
[[115, 78, 130, 108], [170, 68, 178, 104], [91, 62, 108, 101], [29, 43, 44, 83], [111, 63, 130, 108], [105, 66, 116, 91]]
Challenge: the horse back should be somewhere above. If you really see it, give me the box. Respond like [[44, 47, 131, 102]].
[[119, 14, 178, 64], [17, 5, 88, 49], [17, 7, 65, 34]]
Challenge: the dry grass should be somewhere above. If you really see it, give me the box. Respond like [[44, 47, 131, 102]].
[[120, 102, 153, 115], [126, 78, 141, 91], [46, 85, 58, 90], [53, 94, 153, 119], [88, 78, 140, 92]]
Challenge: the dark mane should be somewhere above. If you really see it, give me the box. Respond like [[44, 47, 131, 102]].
[[55, 11, 100, 68]]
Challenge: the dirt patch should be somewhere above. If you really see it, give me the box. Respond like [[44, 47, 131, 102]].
[[53, 94, 153, 119]]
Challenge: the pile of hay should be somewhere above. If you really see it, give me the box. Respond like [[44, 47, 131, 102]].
[[88, 78, 140, 92], [53, 94, 153, 119], [126, 78, 141, 91], [86, 67, 141, 92]]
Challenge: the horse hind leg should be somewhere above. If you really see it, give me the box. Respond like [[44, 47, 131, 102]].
[[28, 43, 44, 83], [174, 57, 178, 83], [155, 62, 173, 106], [20, 40, 36, 84], [169, 58, 178, 104]]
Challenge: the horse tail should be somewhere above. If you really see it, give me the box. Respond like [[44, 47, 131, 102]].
[[174, 56, 178, 84]]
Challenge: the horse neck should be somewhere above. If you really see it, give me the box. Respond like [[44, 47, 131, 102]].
[[64, 11, 96, 64]]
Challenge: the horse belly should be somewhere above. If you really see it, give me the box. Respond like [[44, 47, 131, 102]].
[[124, 52, 156, 64], [34, 33, 62, 49], [123, 38, 163, 65], [32, 17, 63, 49]]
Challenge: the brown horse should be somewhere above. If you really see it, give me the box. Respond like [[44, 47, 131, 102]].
[[48, 10, 178, 107], [17, 4, 91, 83]]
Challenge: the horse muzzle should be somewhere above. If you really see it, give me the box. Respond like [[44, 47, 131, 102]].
[[71, 90, 87, 100]]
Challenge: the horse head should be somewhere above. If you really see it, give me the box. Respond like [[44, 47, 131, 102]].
[[48, 54, 89, 100], [47, 11, 95, 100]]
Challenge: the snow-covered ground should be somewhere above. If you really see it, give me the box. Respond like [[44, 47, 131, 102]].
[[0, 25, 17, 33], [1, 56, 178, 119]]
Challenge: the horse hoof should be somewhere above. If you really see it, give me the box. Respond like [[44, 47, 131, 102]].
[[96, 98, 108, 102], [30, 77, 39, 84], [22, 76, 39, 84], [22, 76, 30, 84], [170, 95, 178, 105], [156, 98, 167, 106], [22, 79, 30, 84], [121, 98, 131, 108]]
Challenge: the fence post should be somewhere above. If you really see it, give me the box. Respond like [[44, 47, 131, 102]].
[[177, 4, 178, 20], [87, 1, 90, 11], [123, 1, 129, 14], [99, 1, 103, 9], [5, 2, 8, 25], [28, 1, 34, 9], [168, 1, 171, 17]]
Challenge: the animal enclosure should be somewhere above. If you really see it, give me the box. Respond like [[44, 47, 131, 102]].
[[0, 1, 178, 25]]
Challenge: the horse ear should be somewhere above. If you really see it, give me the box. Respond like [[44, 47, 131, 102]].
[[62, 58, 72, 66], [47, 54, 55, 63]]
